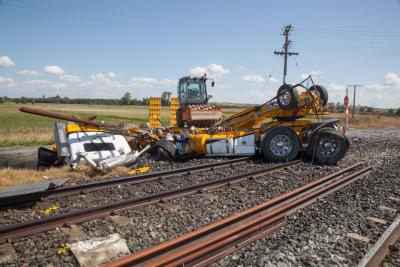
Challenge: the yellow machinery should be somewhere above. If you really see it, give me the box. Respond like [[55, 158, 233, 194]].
[[149, 97, 162, 128], [170, 97, 179, 127], [153, 79, 349, 165]]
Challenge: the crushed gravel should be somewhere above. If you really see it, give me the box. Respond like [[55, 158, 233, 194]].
[[1, 128, 399, 266]]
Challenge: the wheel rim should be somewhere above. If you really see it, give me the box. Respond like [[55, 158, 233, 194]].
[[270, 134, 292, 156], [318, 135, 340, 157], [278, 89, 291, 107]]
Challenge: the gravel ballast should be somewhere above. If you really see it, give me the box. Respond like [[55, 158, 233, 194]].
[[0, 128, 399, 266]]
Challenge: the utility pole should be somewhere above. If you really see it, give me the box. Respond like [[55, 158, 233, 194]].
[[274, 24, 299, 84], [347, 84, 363, 120]]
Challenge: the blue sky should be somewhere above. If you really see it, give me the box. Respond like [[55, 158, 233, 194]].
[[0, 0, 400, 107]]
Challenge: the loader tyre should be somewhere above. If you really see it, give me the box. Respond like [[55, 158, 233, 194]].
[[277, 84, 298, 110], [261, 126, 300, 162], [309, 85, 329, 106], [308, 128, 348, 165], [152, 140, 177, 161]]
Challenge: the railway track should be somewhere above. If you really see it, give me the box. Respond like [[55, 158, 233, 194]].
[[0, 157, 250, 207], [0, 160, 300, 241], [358, 216, 400, 267], [103, 162, 371, 267]]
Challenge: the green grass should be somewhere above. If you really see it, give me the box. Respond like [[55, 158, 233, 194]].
[[0, 103, 245, 147]]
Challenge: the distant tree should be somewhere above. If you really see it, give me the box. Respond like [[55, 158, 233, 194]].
[[0, 97, 4, 104], [359, 106, 365, 113], [396, 108, 400, 116], [161, 91, 172, 106], [388, 109, 394, 115], [367, 106, 374, 113], [120, 92, 132, 105]]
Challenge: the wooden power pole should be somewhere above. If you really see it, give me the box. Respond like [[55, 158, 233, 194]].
[[347, 84, 363, 119], [274, 24, 299, 84]]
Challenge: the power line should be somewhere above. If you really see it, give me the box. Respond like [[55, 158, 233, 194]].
[[274, 24, 299, 84]]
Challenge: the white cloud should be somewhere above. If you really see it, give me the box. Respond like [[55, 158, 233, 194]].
[[0, 76, 15, 87], [385, 72, 400, 87], [131, 77, 157, 84], [90, 73, 108, 81], [60, 74, 80, 82], [328, 83, 346, 93], [159, 79, 177, 86], [43, 65, 64, 75], [301, 70, 322, 80], [26, 79, 67, 89], [237, 65, 245, 71], [243, 74, 266, 83], [0, 56, 15, 67], [79, 73, 125, 97], [107, 72, 116, 78], [17, 69, 43, 76], [189, 63, 230, 78], [366, 83, 385, 91], [268, 76, 280, 83]]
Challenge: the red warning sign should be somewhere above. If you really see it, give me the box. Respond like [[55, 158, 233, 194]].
[[344, 95, 349, 107]]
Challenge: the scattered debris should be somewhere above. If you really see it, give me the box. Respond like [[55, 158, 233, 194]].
[[34, 204, 60, 215], [128, 166, 151, 175], [68, 233, 130, 267], [57, 243, 70, 256], [0, 178, 69, 199]]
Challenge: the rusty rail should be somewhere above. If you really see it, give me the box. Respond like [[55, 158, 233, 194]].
[[0, 157, 250, 207], [357, 216, 400, 267], [0, 160, 300, 241], [103, 163, 371, 267]]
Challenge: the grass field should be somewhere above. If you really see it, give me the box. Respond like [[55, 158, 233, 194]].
[[0, 103, 243, 147], [1, 102, 399, 148]]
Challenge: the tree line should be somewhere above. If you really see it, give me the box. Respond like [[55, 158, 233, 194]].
[[0, 91, 174, 106]]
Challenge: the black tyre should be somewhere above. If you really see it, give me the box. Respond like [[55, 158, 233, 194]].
[[309, 85, 329, 107], [308, 128, 349, 165], [37, 146, 59, 169], [277, 84, 298, 110], [261, 126, 300, 162], [152, 139, 177, 161]]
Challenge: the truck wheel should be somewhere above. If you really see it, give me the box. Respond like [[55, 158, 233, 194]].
[[261, 126, 300, 162], [309, 85, 329, 106], [277, 84, 298, 110], [308, 128, 348, 165], [152, 140, 177, 161]]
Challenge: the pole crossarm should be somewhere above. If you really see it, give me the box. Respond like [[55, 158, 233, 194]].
[[274, 24, 299, 84]]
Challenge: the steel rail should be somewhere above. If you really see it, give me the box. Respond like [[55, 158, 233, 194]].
[[357, 216, 400, 267], [102, 162, 367, 267], [0, 160, 300, 241], [0, 157, 250, 207], [158, 166, 372, 267]]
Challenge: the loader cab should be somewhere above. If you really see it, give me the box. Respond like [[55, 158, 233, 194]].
[[178, 76, 213, 107]]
